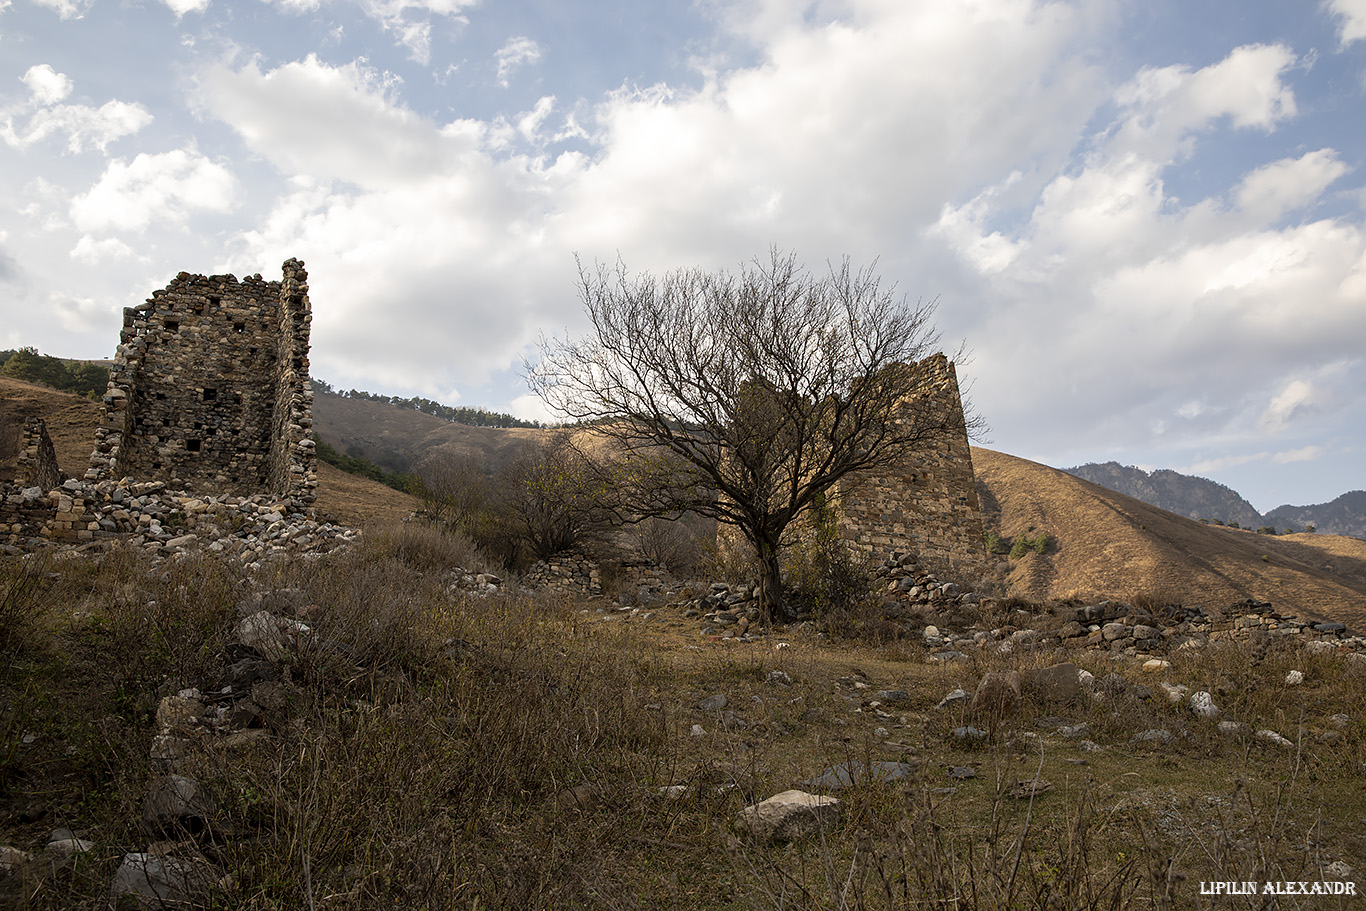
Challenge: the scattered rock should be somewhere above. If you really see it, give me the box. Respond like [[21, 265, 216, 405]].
[[0, 845, 34, 872], [696, 693, 728, 712], [1189, 691, 1219, 719], [951, 726, 988, 745], [1026, 663, 1079, 704], [803, 761, 918, 791], [1256, 729, 1293, 748], [1285, 670, 1304, 685], [144, 775, 216, 832], [1010, 778, 1053, 799], [1132, 729, 1175, 746], [109, 852, 221, 909], [736, 790, 841, 842], [969, 670, 1022, 717], [872, 689, 911, 707], [937, 688, 970, 709], [765, 670, 792, 687]]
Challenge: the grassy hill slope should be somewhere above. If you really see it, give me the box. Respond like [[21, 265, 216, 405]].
[[312, 390, 546, 475], [973, 446, 1366, 626], [9, 374, 1366, 625]]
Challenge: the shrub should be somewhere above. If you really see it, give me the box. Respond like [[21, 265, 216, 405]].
[[1008, 530, 1049, 559], [983, 529, 1009, 555], [783, 494, 873, 617]]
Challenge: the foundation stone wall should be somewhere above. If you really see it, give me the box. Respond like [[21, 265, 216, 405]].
[[87, 259, 316, 503]]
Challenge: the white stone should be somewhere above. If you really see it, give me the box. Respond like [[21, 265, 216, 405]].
[[1256, 729, 1294, 748], [1189, 691, 1219, 719], [1158, 682, 1189, 704], [737, 789, 842, 842], [1285, 670, 1304, 685]]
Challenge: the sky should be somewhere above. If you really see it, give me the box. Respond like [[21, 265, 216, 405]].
[[1, 0, 1364, 514]]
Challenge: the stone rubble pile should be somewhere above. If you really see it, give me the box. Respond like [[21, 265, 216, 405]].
[[0, 477, 357, 563], [687, 582, 765, 642], [523, 551, 601, 595]]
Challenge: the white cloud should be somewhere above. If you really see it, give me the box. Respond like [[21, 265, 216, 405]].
[[71, 234, 136, 263], [260, 0, 475, 62], [49, 293, 104, 332], [2, 67, 152, 153], [1185, 452, 1268, 475], [196, 55, 484, 188], [495, 36, 541, 86], [1324, 0, 1366, 46], [516, 96, 555, 142], [30, 0, 94, 19], [1273, 445, 1322, 464], [1234, 149, 1349, 223], [160, 0, 210, 16], [70, 149, 237, 233], [21, 64, 72, 105], [1111, 44, 1298, 162], [1261, 379, 1318, 431]]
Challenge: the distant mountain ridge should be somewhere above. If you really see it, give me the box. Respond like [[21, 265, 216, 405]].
[[1063, 461, 1365, 539]]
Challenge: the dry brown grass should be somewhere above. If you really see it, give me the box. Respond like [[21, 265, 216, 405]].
[[973, 447, 1366, 627], [3, 538, 1365, 909]]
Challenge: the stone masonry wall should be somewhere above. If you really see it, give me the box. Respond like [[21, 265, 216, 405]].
[[16, 417, 61, 490], [87, 259, 317, 503], [831, 354, 988, 582]]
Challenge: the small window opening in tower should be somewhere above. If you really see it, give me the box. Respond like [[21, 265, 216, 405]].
[[187, 439, 201, 453], [156, 392, 167, 400], [209, 295, 221, 309], [203, 388, 217, 401], [234, 322, 245, 333], [165, 320, 179, 332]]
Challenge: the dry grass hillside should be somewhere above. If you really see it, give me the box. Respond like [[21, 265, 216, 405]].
[[973, 447, 1366, 627], [0, 376, 414, 527], [0, 376, 102, 475], [8, 374, 1366, 627], [312, 391, 547, 473]]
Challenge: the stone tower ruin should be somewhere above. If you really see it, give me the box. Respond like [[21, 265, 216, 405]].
[[831, 354, 987, 579], [87, 258, 317, 503]]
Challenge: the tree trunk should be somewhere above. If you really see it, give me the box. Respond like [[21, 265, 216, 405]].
[[754, 538, 790, 625]]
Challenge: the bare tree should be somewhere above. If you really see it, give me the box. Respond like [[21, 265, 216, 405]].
[[499, 431, 615, 560], [528, 250, 977, 622], [409, 451, 490, 526]]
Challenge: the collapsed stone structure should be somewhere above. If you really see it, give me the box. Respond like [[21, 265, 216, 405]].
[[2, 260, 329, 552], [87, 259, 317, 503], [831, 354, 987, 580], [16, 417, 61, 491]]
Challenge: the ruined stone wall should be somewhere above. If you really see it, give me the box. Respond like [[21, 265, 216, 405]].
[[15, 417, 61, 490], [831, 355, 988, 583], [88, 259, 316, 503]]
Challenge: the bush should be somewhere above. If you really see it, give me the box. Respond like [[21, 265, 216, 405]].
[[783, 495, 873, 617], [1008, 530, 1049, 559], [983, 530, 1009, 555]]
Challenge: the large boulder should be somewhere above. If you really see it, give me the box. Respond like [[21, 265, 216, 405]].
[[1025, 663, 1080, 704], [109, 852, 221, 908], [736, 790, 842, 842], [968, 670, 1022, 718]]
